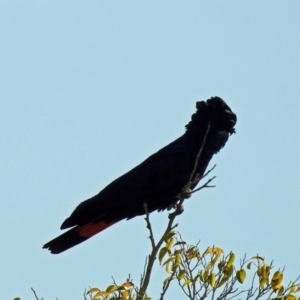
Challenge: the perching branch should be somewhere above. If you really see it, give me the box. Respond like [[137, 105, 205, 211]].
[[137, 202, 181, 300], [137, 122, 215, 300]]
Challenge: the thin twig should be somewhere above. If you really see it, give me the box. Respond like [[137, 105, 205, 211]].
[[143, 202, 156, 249], [189, 176, 216, 194], [138, 121, 213, 300], [187, 122, 211, 185], [31, 288, 42, 300], [159, 270, 176, 300], [137, 205, 181, 300]]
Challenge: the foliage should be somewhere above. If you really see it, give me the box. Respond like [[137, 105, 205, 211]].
[[85, 231, 300, 300], [158, 232, 300, 300]]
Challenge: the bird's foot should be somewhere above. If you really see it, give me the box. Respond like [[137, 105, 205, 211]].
[[169, 203, 184, 218]]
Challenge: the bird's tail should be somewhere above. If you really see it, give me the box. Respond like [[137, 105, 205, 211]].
[[43, 220, 117, 254]]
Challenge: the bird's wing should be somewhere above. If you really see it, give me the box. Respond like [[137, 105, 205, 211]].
[[61, 136, 195, 229]]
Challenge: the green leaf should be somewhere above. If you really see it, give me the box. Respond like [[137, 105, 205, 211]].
[[163, 277, 170, 288], [288, 282, 296, 294], [278, 285, 285, 296], [159, 247, 168, 264], [94, 291, 109, 298], [247, 262, 252, 269], [164, 231, 176, 242], [106, 284, 118, 293], [13, 298, 21, 300], [192, 274, 200, 284], [144, 293, 152, 300], [236, 269, 246, 284], [218, 260, 226, 271], [163, 256, 174, 267], [174, 249, 183, 255], [177, 269, 186, 279], [204, 247, 223, 255], [217, 275, 228, 288]]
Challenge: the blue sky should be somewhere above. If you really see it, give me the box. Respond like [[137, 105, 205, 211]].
[[1, 1, 300, 299]]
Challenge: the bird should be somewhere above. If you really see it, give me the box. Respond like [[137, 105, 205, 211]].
[[43, 96, 237, 254]]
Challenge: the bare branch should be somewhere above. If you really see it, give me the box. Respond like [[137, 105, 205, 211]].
[[143, 202, 156, 249], [137, 122, 214, 300], [188, 122, 211, 185], [137, 204, 182, 300], [31, 288, 43, 300], [159, 271, 176, 300]]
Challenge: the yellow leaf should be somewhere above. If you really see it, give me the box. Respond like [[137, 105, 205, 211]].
[[226, 252, 235, 268], [171, 264, 179, 272], [285, 295, 296, 300], [217, 275, 228, 288], [278, 285, 285, 296], [121, 281, 134, 288], [174, 253, 181, 266], [122, 290, 129, 299], [192, 274, 200, 284], [87, 288, 101, 294], [288, 282, 296, 294], [257, 264, 270, 283], [106, 285, 118, 293], [174, 249, 183, 255], [205, 247, 224, 255], [94, 291, 109, 298], [166, 237, 174, 251], [183, 279, 192, 286], [209, 273, 216, 288], [199, 270, 204, 282], [252, 255, 264, 262], [144, 293, 152, 300], [272, 271, 284, 291], [163, 256, 174, 267], [273, 271, 282, 280], [224, 265, 234, 277], [177, 269, 186, 279], [208, 252, 222, 270], [164, 231, 176, 242], [236, 269, 246, 284], [163, 277, 170, 288], [202, 269, 209, 282], [159, 247, 168, 264], [259, 278, 268, 288]]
